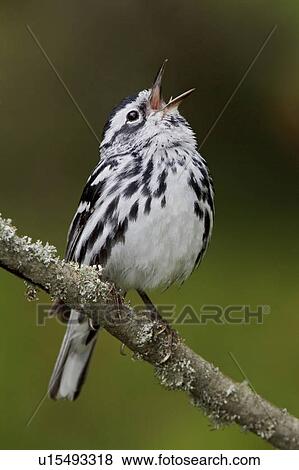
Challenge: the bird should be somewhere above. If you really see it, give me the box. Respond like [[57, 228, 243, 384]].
[[48, 60, 214, 400]]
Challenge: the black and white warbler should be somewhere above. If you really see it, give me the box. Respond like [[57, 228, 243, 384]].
[[49, 60, 214, 400]]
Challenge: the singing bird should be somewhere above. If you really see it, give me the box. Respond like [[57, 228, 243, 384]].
[[49, 60, 214, 400]]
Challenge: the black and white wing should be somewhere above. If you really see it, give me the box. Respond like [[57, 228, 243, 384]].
[[48, 158, 111, 400], [65, 158, 112, 263]]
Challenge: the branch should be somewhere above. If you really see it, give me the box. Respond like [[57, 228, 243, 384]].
[[0, 214, 298, 450]]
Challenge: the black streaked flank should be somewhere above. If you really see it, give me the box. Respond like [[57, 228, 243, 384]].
[[193, 209, 212, 270], [107, 183, 120, 197], [98, 237, 112, 266], [141, 184, 150, 197], [113, 217, 128, 245], [144, 196, 152, 214], [191, 156, 203, 170], [188, 171, 202, 201], [194, 201, 203, 219], [203, 209, 211, 244], [66, 212, 84, 261], [193, 249, 203, 270], [161, 195, 166, 208], [104, 195, 120, 220], [124, 179, 140, 198], [99, 215, 130, 264], [207, 190, 215, 215], [129, 201, 139, 220], [77, 238, 89, 264], [87, 220, 104, 251], [200, 175, 209, 189]]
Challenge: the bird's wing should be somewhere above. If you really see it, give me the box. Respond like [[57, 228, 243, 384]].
[[49, 158, 119, 400], [65, 159, 110, 262], [51, 160, 108, 319]]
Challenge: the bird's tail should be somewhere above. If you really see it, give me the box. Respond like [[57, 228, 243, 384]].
[[48, 309, 99, 400]]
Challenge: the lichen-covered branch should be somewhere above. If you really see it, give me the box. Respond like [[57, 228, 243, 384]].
[[0, 214, 299, 449]]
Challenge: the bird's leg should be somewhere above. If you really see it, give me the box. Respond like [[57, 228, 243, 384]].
[[137, 290, 168, 334], [137, 289, 162, 322], [137, 290, 177, 363]]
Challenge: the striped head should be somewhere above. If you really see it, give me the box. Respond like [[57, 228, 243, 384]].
[[100, 60, 197, 156]]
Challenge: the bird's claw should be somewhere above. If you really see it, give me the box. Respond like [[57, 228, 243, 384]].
[[88, 318, 98, 331], [120, 343, 127, 356], [155, 324, 167, 336], [154, 321, 178, 364]]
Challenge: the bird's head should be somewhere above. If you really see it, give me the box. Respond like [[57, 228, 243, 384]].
[[100, 60, 196, 155]]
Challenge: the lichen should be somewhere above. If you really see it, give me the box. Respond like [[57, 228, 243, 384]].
[[24, 281, 38, 301], [190, 380, 279, 440], [242, 417, 277, 440], [190, 380, 242, 429], [135, 322, 153, 348], [0, 215, 58, 268], [132, 351, 143, 361], [76, 264, 108, 304], [24, 239, 57, 266], [0, 216, 16, 241], [226, 383, 237, 397], [156, 357, 196, 391]]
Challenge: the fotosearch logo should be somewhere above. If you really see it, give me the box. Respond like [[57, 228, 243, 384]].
[[35, 303, 270, 326]]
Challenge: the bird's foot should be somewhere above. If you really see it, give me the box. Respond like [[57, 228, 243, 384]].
[[120, 342, 127, 356], [88, 317, 99, 331], [153, 319, 178, 364]]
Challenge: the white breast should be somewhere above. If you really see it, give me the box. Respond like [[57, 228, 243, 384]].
[[104, 161, 212, 290], [73, 141, 214, 291]]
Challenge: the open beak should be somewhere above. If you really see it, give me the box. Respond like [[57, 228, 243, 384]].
[[162, 88, 196, 112], [149, 59, 195, 112], [149, 59, 168, 110]]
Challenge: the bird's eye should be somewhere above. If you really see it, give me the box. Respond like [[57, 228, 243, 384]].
[[126, 110, 140, 122]]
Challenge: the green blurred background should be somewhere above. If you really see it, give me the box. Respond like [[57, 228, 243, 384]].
[[0, 0, 298, 450]]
